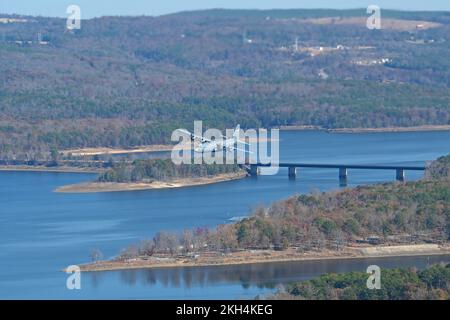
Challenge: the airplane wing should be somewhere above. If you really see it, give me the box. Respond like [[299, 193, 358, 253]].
[[237, 139, 250, 146], [176, 129, 211, 142], [229, 146, 253, 154]]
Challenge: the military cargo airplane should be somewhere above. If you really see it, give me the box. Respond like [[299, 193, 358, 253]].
[[176, 125, 251, 153]]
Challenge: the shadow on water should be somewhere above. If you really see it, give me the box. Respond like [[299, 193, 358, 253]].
[[86, 255, 450, 291]]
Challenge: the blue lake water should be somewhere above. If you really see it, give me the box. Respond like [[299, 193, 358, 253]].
[[0, 130, 449, 299]]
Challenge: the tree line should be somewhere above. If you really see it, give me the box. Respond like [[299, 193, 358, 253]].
[[98, 159, 244, 182], [268, 264, 450, 300]]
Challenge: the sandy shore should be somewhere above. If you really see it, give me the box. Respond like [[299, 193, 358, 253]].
[[0, 165, 104, 173], [75, 243, 450, 272], [61, 144, 179, 157], [55, 171, 248, 193], [61, 137, 275, 157], [278, 125, 325, 131]]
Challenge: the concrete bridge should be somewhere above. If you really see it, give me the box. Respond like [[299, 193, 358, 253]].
[[247, 162, 426, 183]]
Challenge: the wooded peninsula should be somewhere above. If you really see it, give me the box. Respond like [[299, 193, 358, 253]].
[[55, 159, 248, 192]]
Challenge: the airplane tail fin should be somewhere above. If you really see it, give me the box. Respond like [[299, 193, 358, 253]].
[[233, 125, 240, 141], [233, 124, 250, 146]]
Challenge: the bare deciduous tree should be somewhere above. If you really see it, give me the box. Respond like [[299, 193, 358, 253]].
[[89, 248, 103, 263]]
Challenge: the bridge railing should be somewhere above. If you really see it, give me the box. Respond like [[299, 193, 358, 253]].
[[247, 162, 426, 183]]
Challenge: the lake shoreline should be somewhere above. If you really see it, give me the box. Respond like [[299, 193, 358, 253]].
[[76, 244, 450, 273], [279, 124, 450, 133], [57, 125, 450, 157], [0, 165, 104, 174], [55, 171, 248, 193], [61, 136, 275, 157]]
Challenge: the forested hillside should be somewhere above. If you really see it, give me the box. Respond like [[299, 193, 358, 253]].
[[268, 264, 450, 300], [1, 9, 450, 159]]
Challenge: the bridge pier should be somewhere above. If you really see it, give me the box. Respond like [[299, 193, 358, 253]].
[[288, 167, 297, 179], [339, 167, 348, 187], [250, 164, 259, 177], [339, 167, 348, 179], [396, 169, 405, 182], [245, 162, 423, 182]]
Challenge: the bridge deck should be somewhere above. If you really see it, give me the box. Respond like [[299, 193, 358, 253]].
[[254, 163, 425, 171]]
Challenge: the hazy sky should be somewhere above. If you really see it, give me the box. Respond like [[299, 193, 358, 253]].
[[1, 0, 449, 18]]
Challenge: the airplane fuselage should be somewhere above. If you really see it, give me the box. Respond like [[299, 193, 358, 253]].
[[194, 138, 236, 153]]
